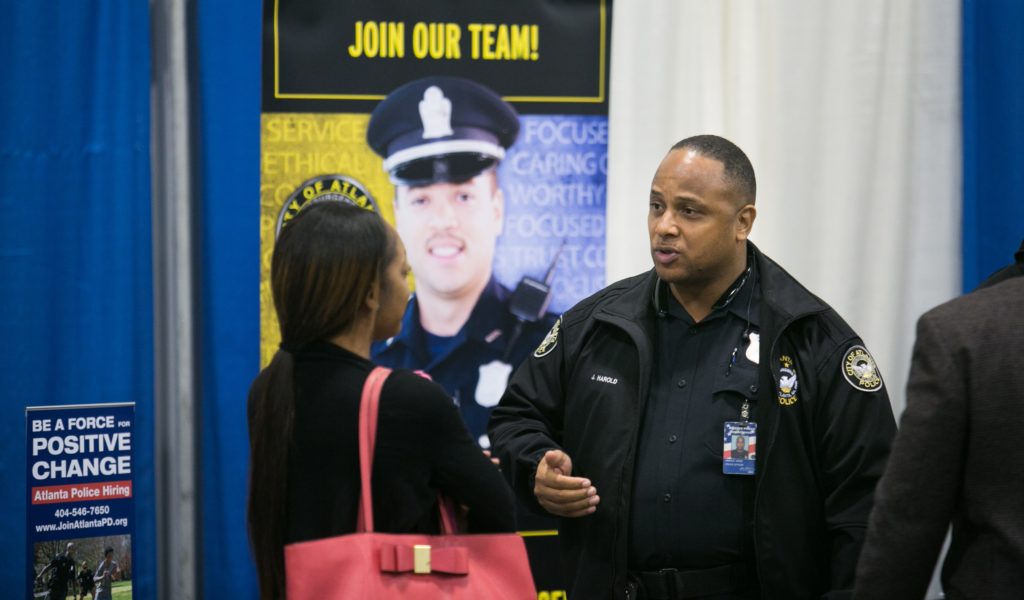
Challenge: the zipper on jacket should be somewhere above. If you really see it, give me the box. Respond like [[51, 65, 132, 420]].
[[752, 309, 827, 598], [593, 310, 653, 596]]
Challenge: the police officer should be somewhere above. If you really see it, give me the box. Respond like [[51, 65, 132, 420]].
[[36, 542, 77, 600], [488, 135, 898, 599], [368, 76, 557, 446]]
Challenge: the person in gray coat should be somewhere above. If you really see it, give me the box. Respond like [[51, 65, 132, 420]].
[[854, 271, 1024, 599]]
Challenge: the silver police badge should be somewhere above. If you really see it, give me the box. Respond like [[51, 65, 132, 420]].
[[745, 332, 760, 364], [419, 86, 454, 139], [533, 317, 561, 358], [475, 360, 513, 408], [842, 345, 884, 392]]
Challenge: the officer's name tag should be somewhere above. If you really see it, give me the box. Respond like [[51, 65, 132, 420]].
[[723, 421, 757, 476]]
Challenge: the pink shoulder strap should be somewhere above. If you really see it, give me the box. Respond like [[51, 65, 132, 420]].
[[355, 366, 457, 535], [356, 366, 391, 533]]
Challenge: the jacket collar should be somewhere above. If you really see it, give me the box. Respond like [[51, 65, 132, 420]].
[[751, 242, 829, 323], [594, 270, 661, 323], [595, 242, 828, 330]]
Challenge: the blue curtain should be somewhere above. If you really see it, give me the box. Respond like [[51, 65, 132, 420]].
[[962, 0, 1024, 290], [0, 1, 153, 594], [195, 0, 262, 595]]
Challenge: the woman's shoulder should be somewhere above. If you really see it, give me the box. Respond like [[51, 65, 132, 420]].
[[379, 368, 455, 411], [376, 368, 464, 443]]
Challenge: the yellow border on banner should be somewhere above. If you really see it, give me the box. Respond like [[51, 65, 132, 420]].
[[518, 530, 559, 537], [273, 0, 607, 103]]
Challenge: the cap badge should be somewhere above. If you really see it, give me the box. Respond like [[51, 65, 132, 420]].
[[419, 86, 453, 139]]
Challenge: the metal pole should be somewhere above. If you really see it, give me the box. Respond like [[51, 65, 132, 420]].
[[150, 0, 199, 597]]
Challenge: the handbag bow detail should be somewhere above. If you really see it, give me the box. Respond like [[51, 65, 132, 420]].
[[379, 543, 469, 575]]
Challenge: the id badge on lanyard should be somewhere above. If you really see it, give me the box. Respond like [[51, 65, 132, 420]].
[[724, 399, 756, 475]]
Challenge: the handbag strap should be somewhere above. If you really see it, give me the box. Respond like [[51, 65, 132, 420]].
[[438, 495, 457, 535], [357, 366, 391, 533], [355, 365, 459, 536]]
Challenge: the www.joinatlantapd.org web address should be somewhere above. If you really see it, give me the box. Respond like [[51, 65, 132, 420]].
[[35, 516, 128, 533]]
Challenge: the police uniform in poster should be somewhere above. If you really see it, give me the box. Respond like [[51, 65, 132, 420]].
[[378, 280, 557, 443], [368, 76, 559, 445]]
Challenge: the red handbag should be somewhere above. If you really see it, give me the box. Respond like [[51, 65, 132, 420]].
[[284, 367, 537, 599]]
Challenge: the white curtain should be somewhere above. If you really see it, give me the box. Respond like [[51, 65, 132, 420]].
[[606, 0, 961, 418]]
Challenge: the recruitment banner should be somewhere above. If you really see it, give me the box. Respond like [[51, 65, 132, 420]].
[[262, 1, 611, 595], [26, 403, 135, 599]]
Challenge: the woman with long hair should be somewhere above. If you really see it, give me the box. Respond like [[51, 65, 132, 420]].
[[247, 202, 515, 598]]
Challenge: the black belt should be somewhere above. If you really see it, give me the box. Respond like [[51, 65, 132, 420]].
[[627, 564, 756, 600]]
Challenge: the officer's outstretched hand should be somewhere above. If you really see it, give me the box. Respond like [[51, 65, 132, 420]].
[[534, 449, 599, 517]]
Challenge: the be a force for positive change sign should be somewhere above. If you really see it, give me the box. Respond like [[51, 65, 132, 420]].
[[27, 403, 135, 598]]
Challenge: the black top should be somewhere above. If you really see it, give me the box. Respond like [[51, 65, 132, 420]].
[[629, 263, 760, 571], [284, 341, 515, 543]]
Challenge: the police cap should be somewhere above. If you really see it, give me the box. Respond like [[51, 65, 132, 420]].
[[367, 76, 519, 186]]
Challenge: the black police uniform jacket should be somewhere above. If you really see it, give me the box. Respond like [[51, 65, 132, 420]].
[[373, 277, 557, 443], [488, 248, 897, 599]]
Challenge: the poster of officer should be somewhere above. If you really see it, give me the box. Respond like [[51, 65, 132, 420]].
[[261, 1, 610, 449], [260, 4, 611, 594], [366, 76, 559, 446]]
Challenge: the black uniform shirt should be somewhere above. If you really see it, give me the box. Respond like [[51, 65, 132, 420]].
[[628, 261, 761, 571]]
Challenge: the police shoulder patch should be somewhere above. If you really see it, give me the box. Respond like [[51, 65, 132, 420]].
[[841, 345, 883, 392], [777, 354, 799, 406], [533, 317, 561, 358]]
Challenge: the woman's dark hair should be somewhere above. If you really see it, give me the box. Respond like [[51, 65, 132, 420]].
[[247, 201, 395, 599]]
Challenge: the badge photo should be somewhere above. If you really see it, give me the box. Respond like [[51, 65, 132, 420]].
[[723, 421, 757, 476]]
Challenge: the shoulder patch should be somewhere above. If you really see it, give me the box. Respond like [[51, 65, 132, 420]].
[[841, 345, 883, 392], [533, 317, 561, 358], [777, 354, 799, 406]]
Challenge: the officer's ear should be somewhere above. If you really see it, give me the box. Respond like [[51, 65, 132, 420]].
[[735, 204, 756, 241]]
